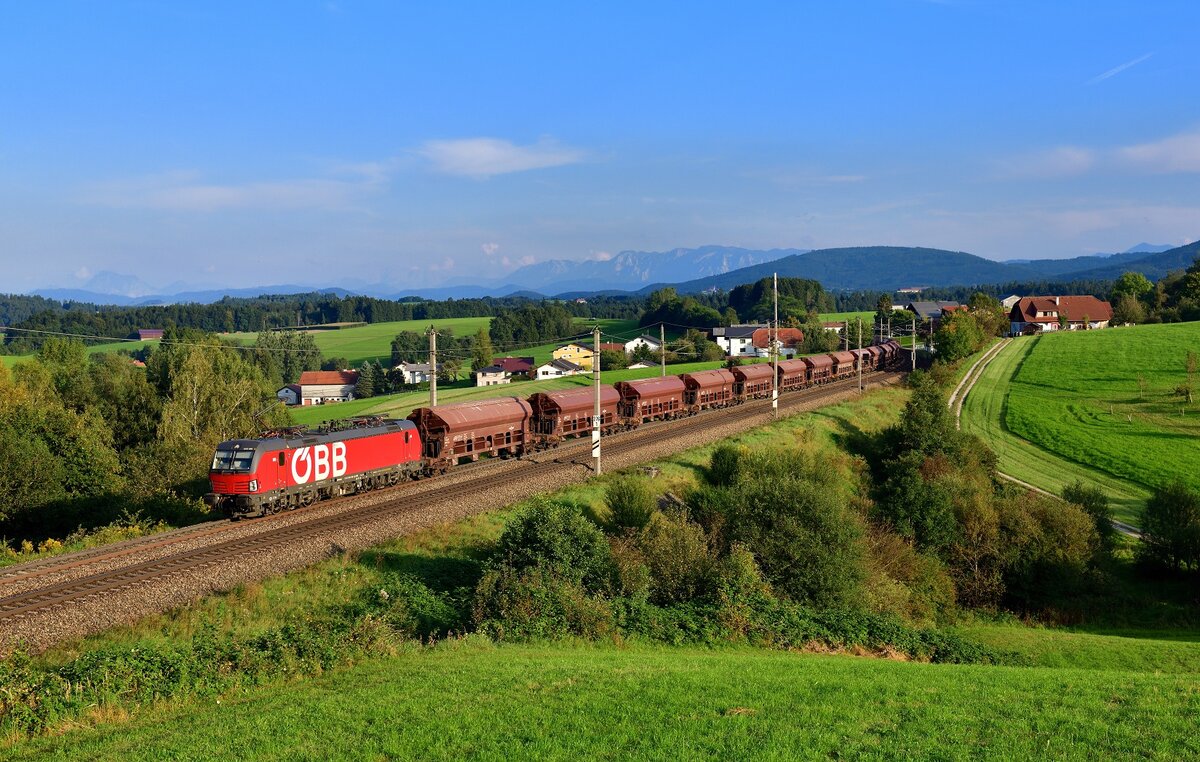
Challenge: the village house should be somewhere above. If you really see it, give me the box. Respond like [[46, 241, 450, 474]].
[[279, 370, 360, 406], [1000, 294, 1022, 310], [135, 328, 164, 341], [624, 334, 663, 355], [493, 356, 535, 379], [535, 358, 585, 380], [904, 301, 961, 321], [393, 362, 436, 385], [627, 361, 656, 370], [474, 365, 511, 387], [710, 324, 764, 357], [276, 384, 301, 406], [1008, 296, 1112, 334], [552, 343, 595, 370]]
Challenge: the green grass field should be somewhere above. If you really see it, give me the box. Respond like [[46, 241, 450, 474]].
[[960, 338, 1152, 524], [6, 384, 1199, 759], [1004, 324, 1200, 496], [820, 310, 875, 325], [9, 639, 1199, 761]]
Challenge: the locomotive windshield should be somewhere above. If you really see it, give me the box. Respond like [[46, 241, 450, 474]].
[[211, 449, 254, 472]]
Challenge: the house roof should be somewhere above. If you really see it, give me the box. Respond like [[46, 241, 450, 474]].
[[555, 343, 590, 352], [477, 365, 505, 375], [494, 356, 534, 373], [136, 328, 164, 340], [297, 370, 360, 386], [598, 343, 625, 353], [1009, 296, 1113, 324], [714, 324, 766, 339], [627, 361, 655, 369], [751, 327, 804, 349], [278, 384, 301, 394], [907, 301, 960, 319], [628, 334, 662, 345], [540, 358, 583, 372], [395, 362, 432, 372]]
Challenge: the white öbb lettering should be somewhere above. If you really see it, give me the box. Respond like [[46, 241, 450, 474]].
[[289, 442, 348, 485]]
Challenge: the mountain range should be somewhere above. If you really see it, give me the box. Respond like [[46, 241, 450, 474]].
[[23, 241, 1199, 305]]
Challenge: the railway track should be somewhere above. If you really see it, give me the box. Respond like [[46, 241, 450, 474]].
[[0, 370, 902, 629]]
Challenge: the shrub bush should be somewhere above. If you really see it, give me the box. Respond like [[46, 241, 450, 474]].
[[1062, 480, 1115, 551], [637, 512, 715, 605], [603, 475, 656, 534], [472, 567, 614, 641], [706, 443, 741, 487], [490, 498, 614, 593]]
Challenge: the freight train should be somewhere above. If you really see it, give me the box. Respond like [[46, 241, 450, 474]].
[[205, 341, 904, 518]]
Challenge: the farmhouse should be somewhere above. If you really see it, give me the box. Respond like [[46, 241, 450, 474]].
[[535, 358, 585, 380], [1009, 296, 1113, 334], [553, 343, 595, 370], [292, 370, 360, 406], [751, 327, 804, 358], [1000, 294, 1022, 310], [135, 328, 164, 341], [710, 324, 764, 357]]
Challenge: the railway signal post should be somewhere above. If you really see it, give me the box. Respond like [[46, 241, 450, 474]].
[[856, 316, 863, 392], [593, 324, 602, 475]]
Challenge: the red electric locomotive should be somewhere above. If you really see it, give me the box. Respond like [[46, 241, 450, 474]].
[[205, 418, 423, 518]]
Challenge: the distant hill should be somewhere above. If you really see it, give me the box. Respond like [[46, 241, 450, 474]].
[[653, 246, 1045, 294], [503, 245, 802, 293], [31, 285, 359, 306], [1060, 240, 1200, 282]]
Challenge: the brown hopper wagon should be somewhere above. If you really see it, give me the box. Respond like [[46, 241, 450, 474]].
[[802, 354, 834, 385], [408, 396, 532, 471], [829, 351, 857, 380], [680, 369, 737, 411], [731, 362, 776, 399], [777, 358, 810, 391], [615, 376, 687, 425], [529, 386, 621, 444]]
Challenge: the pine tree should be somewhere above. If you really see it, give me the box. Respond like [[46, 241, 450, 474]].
[[472, 327, 495, 370]]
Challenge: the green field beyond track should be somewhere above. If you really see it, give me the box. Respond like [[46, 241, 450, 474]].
[[10, 641, 1198, 760], [960, 324, 1200, 523], [1006, 325, 1200, 495]]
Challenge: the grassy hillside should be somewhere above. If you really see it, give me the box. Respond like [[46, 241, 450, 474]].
[[960, 338, 1152, 523], [10, 641, 1199, 760], [1004, 324, 1200, 497]]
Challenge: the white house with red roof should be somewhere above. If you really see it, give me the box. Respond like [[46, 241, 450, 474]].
[[280, 370, 361, 405], [1008, 296, 1112, 334]]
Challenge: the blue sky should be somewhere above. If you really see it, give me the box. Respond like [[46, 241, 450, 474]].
[[2, 1, 1198, 291]]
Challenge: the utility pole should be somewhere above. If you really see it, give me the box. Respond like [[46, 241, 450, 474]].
[[911, 317, 916, 371], [856, 316, 863, 392], [772, 272, 779, 417], [428, 326, 438, 407], [843, 321, 849, 351], [660, 322, 666, 377], [592, 324, 602, 475]]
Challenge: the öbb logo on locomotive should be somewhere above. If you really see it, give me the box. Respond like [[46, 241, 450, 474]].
[[290, 442, 348, 485]]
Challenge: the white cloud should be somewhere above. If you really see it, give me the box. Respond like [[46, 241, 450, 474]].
[[481, 242, 500, 256], [80, 171, 383, 211], [1118, 131, 1200, 174], [586, 250, 613, 261], [417, 137, 585, 178], [1087, 52, 1153, 85], [74, 266, 91, 280], [996, 146, 1095, 179], [518, 255, 536, 266]]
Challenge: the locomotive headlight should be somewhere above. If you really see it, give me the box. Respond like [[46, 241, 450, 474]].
[[249, 480, 258, 492]]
